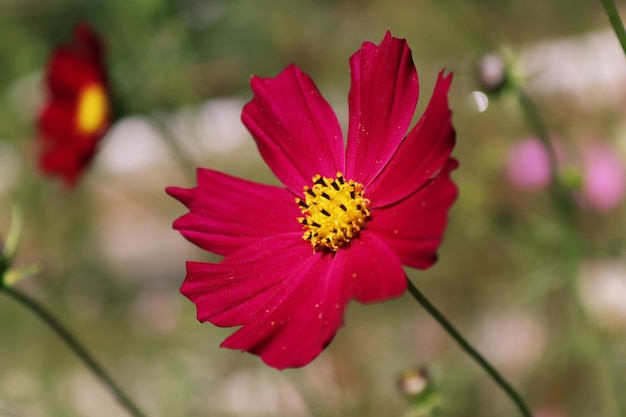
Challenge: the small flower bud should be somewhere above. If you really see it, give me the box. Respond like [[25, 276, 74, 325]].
[[398, 367, 430, 398], [397, 367, 440, 415], [476, 53, 508, 94], [0, 241, 7, 287]]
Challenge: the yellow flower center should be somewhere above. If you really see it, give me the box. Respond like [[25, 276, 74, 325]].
[[76, 84, 108, 135], [297, 172, 371, 252]]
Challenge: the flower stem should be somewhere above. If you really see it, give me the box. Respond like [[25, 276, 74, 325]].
[[516, 89, 576, 218], [147, 115, 197, 184], [0, 285, 147, 417], [560, 229, 623, 417], [406, 278, 532, 417], [515, 87, 623, 417], [601, 0, 626, 56]]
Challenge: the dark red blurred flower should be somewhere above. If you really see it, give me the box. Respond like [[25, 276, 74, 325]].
[[37, 22, 111, 186], [167, 31, 458, 369]]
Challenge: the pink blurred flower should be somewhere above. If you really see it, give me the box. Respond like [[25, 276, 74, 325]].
[[167, 32, 458, 369], [506, 137, 625, 211], [505, 137, 553, 190], [579, 144, 625, 211]]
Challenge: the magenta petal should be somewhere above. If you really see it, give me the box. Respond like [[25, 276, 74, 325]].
[[222, 259, 348, 369], [167, 168, 302, 256], [368, 158, 458, 269], [335, 231, 407, 304], [367, 71, 455, 207], [345, 31, 419, 185], [47, 48, 103, 98], [73, 22, 105, 63], [182, 235, 350, 369], [241, 64, 345, 193], [166, 185, 195, 209], [181, 234, 309, 327]]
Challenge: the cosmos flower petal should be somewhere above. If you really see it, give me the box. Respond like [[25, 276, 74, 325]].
[[181, 234, 308, 327], [47, 49, 104, 98], [38, 103, 97, 186], [167, 168, 302, 256], [335, 230, 407, 303], [73, 22, 105, 60], [165, 185, 195, 209], [369, 158, 458, 269], [47, 23, 106, 98], [182, 235, 349, 369], [221, 275, 349, 369], [345, 30, 419, 185], [367, 71, 455, 207], [242, 64, 345, 193], [38, 102, 80, 143], [39, 149, 86, 186]]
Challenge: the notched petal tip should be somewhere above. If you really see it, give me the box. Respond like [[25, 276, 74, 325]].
[[166, 167, 216, 208], [372, 29, 402, 49], [364, 66, 456, 207], [166, 186, 196, 209], [438, 68, 454, 81]]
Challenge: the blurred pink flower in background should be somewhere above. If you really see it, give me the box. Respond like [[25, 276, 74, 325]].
[[505, 137, 553, 190], [579, 143, 626, 211], [505, 137, 625, 211]]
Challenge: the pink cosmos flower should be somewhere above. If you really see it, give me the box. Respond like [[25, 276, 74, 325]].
[[167, 31, 458, 369], [506, 137, 625, 211], [579, 143, 625, 211], [505, 137, 560, 190]]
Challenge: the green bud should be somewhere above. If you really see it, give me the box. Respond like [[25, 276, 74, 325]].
[[475, 48, 525, 97], [3, 263, 41, 287], [558, 165, 584, 190], [3, 202, 22, 263], [397, 367, 440, 416], [1, 202, 24, 288]]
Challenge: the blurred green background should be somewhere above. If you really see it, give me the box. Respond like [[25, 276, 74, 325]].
[[1, 0, 626, 416]]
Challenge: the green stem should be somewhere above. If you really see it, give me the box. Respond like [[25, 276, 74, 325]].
[[1, 286, 147, 417], [147, 115, 197, 184], [516, 91, 553, 174], [561, 233, 623, 417], [406, 278, 532, 417], [516, 87, 623, 417], [601, 0, 626, 56], [516, 89, 575, 218]]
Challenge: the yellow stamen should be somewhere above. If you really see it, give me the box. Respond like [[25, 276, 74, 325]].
[[76, 84, 108, 135], [297, 172, 370, 252]]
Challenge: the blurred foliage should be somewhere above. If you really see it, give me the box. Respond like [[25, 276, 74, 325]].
[[1, 0, 626, 417]]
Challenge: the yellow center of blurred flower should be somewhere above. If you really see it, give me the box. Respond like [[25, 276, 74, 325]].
[[297, 173, 370, 252], [77, 84, 108, 135]]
